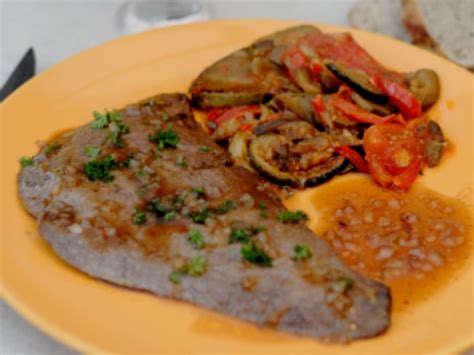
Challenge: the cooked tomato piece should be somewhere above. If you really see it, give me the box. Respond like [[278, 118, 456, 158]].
[[363, 123, 426, 189], [311, 94, 325, 114]]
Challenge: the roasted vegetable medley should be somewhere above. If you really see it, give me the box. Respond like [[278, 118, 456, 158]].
[[192, 26, 445, 190]]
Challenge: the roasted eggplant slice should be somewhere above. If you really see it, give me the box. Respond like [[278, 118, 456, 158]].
[[325, 61, 388, 104], [406, 69, 440, 110], [248, 121, 348, 188], [192, 92, 270, 108], [269, 93, 316, 123], [425, 120, 445, 167]]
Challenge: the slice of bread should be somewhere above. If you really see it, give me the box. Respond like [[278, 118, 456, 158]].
[[349, 0, 412, 42], [401, 0, 474, 70]]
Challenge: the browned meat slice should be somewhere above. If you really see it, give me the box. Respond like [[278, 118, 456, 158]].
[[189, 25, 319, 108], [18, 93, 390, 343]]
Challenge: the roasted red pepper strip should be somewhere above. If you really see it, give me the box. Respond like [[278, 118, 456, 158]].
[[239, 123, 253, 132], [310, 62, 323, 81], [334, 146, 369, 173], [332, 95, 403, 124], [287, 31, 422, 118], [214, 105, 261, 125], [207, 108, 226, 122], [371, 75, 422, 119], [311, 94, 325, 114]]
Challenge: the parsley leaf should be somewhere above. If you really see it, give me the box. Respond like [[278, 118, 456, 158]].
[[83, 155, 118, 182], [91, 110, 122, 129], [192, 187, 205, 196], [91, 111, 109, 129], [188, 230, 205, 249], [121, 152, 134, 167], [19, 156, 33, 167], [168, 256, 208, 284], [148, 129, 179, 150], [169, 271, 182, 284], [259, 210, 268, 219], [187, 255, 207, 276], [229, 228, 251, 244], [164, 211, 176, 221], [293, 244, 312, 261], [240, 242, 272, 267], [199, 145, 210, 152], [191, 208, 210, 224], [84, 146, 101, 158], [45, 142, 60, 156], [214, 200, 235, 214], [132, 208, 147, 225], [160, 114, 169, 121], [277, 210, 308, 223], [229, 224, 264, 244], [258, 202, 267, 210]]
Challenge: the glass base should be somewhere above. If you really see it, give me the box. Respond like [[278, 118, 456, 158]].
[[117, 0, 209, 35]]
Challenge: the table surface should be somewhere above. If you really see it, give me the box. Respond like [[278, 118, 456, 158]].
[[0, 0, 356, 353]]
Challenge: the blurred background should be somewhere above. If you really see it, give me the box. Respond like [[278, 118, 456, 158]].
[[1, 0, 360, 84]]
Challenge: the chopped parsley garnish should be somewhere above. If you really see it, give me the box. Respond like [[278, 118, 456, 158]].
[[214, 200, 236, 214], [229, 225, 265, 244], [147, 198, 163, 212], [91, 110, 122, 129], [164, 211, 176, 221], [229, 228, 251, 244], [277, 210, 308, 223], [108, 121, 129, 147], [83, 155, 118, 182], [132, 208, 147, 225], [199, 145, 210, 152], [188, 230, 205, 249], [293, 244, 312, 261], [84, 146, 101, 158], [187, 255, 207, 276], [192, 187, 205, 196], [19, 156, 33, 167], [148, 129, 179, 150], [191, 207, 210, 224], [45, 142, 60, 156], [169, 255, 208, 284], [169, 271, 182, 284], [259, 210, 268, 219], [121, 152, 134, 167], [160, 114, 169, 121], [338, 276, 354, 292], [240, 242, 272, 267], [108, 131, 124, 147], [258, 202, 267, 210]]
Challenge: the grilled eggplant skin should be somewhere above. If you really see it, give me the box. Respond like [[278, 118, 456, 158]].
[[325, 61, 389, 105]]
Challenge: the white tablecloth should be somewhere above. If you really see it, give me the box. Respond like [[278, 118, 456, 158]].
[[0, 1, 358, 353]]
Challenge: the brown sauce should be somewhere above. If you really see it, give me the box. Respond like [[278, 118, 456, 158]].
[[305, 176, 472, 311]]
